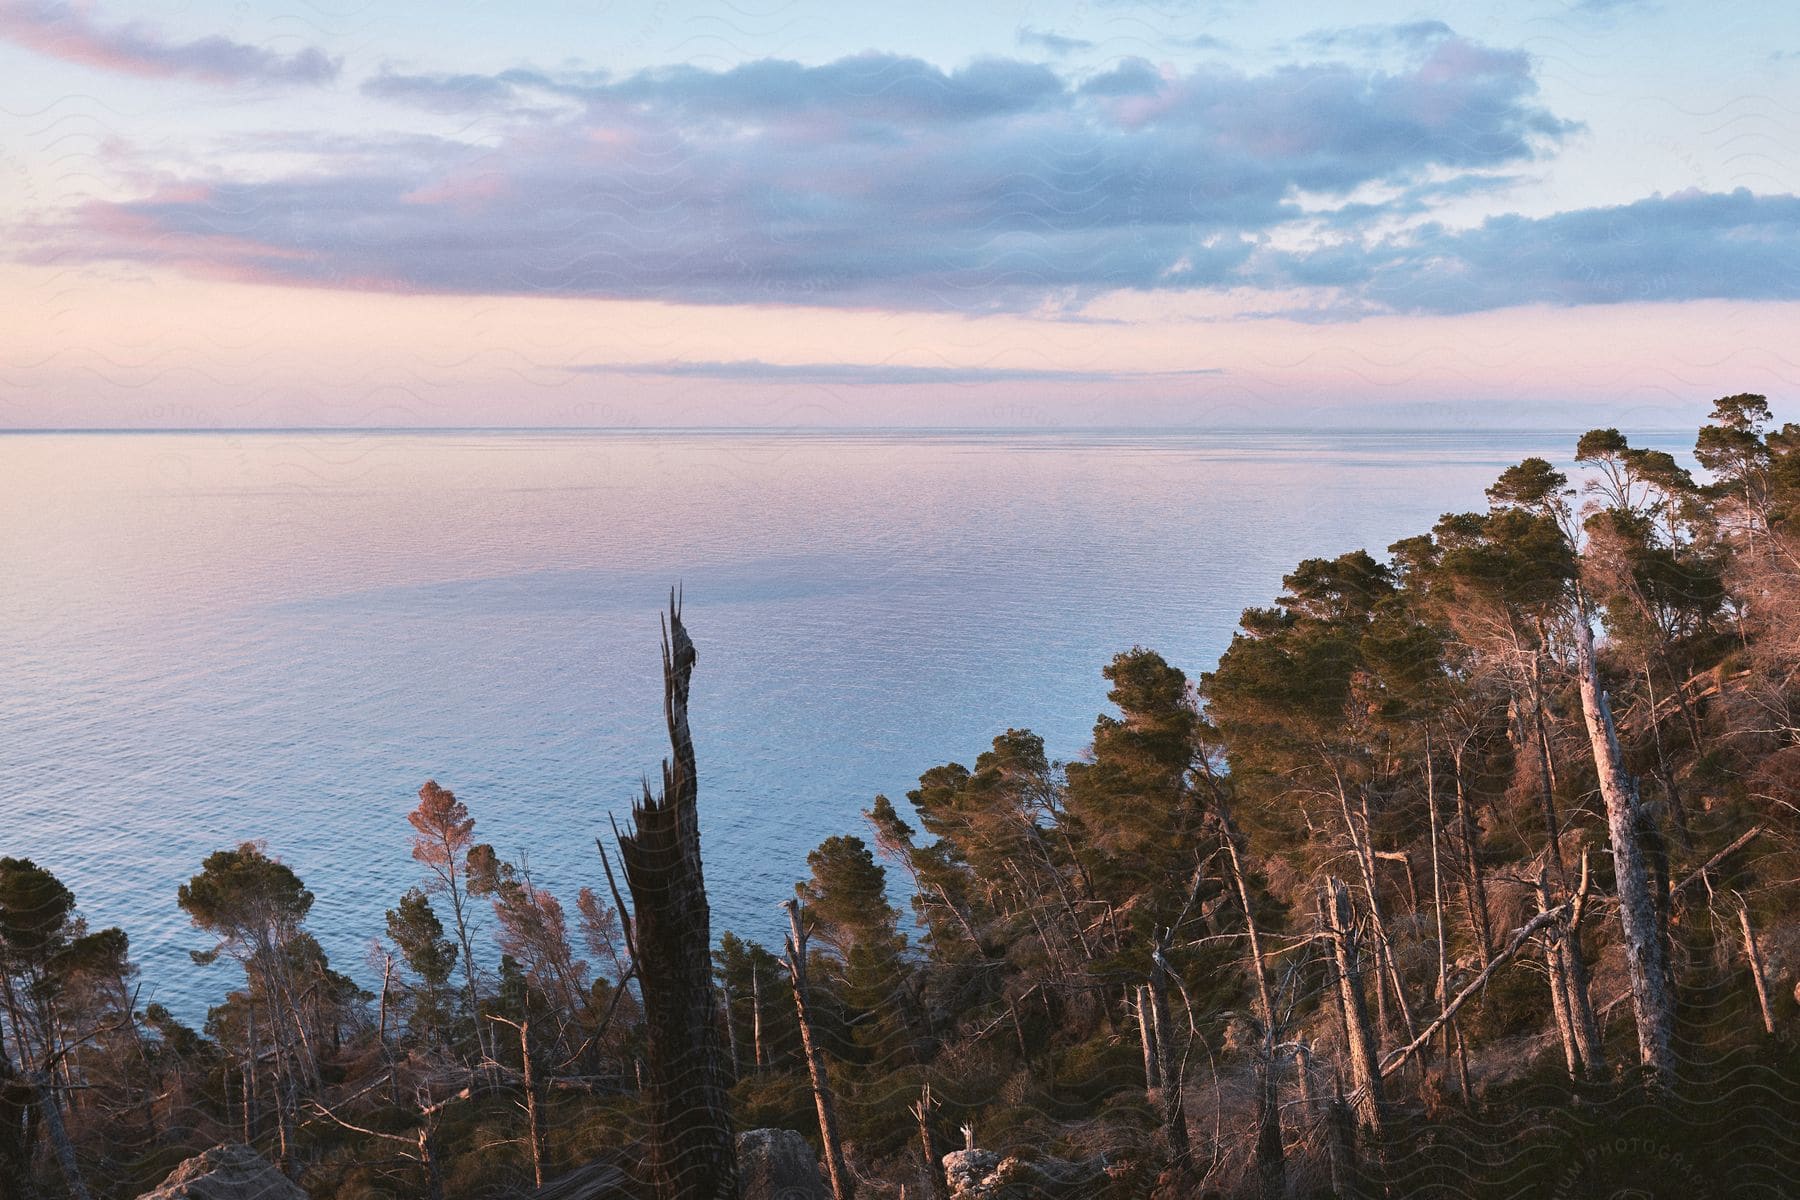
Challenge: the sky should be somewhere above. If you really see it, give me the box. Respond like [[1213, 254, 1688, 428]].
[[1, 0, 1797, 429]]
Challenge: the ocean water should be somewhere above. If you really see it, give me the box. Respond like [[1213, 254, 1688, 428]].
[[0, 428, 1686, 1018]]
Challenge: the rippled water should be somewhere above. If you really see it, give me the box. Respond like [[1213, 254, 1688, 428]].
[[0, 428, 1683, 1018]]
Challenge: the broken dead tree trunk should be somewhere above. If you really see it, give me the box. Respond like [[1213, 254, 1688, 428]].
[[785, 898, 853, 1200], [911, 1083, 949, 1200], [616, 596, 739, 1200], [1572, 614, 1678, 1085]]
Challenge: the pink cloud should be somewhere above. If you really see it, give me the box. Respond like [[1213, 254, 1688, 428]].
[[0, 0, 338, 85]]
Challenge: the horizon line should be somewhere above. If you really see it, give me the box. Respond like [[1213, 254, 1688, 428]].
[[0, 423, 1702, 437]]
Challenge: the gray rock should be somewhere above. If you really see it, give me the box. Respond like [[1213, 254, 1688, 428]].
[[737, 1128, 829, 1200], [944, 1147, 1110, 1200], [136, 1144, 307, 1200], [943, 1148, 1006, 1199]]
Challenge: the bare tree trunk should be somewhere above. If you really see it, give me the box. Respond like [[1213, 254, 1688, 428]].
[[419, 1122, 445, 1200], [277, 1073, 297, 1176], [722, 982, 740, 1082], [1322, 879, 1384, 1141], [1532, 688, 1565, 872], [1334, 776, 1418, 1050], [1216, 796, 1283, 1195], [244, 1000, 259, 1151], [1427, 738, 1457, 1089], [1324, 1066, 1361, 1200], [1643, 666, 1692, 850], [32, 1076, 91, 1200], [0, 1046, 41, 1200], [1452, 742, 1494, 967], [377, 952, 393, 1050], [1253, 1052, 1284, 1200], [1573, 614, 1677, 1084], [1147, 930, 1192, 1173], [785, 899, 853, 1200], [1136, 986, 1160, 1091], [616, 597, 739, 1200], [1738, 902, 1776, 1035], [751, 968, 766, 1071], [1562, 854, 1605, 1076], [912, 1083, 948, 1200], [511, 1019, 545, 1188], [1451, 1022, 1473, 1105], [1536, 870, 1582, 1079], [243, 1003, 257, 1146]]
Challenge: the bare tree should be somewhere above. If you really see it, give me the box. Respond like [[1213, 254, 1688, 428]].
[[784, 898, 852, 1200], [615, 595, 738, 1200]]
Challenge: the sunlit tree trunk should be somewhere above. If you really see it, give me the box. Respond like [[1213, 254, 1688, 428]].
[[1572, 613, 1677, 1084], [1136, 986, 1160, 1091], [785, 899, 852, 1200]]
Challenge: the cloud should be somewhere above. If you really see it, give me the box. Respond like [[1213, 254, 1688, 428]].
[[0, 0, 338, 85], [361, 68, 537, 113], [1273, 188, 1800, 315], [32, 36, 1581, 312], [566, 360, 1223, 384], [362, 55, 1069, 124], [1016, 26, 1095, 56], [1296, 20, 1454, 53], [1169, 33, 1232, 51]]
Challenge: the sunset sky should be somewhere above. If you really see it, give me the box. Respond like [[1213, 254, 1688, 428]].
[[2, 0, 1796, 429]]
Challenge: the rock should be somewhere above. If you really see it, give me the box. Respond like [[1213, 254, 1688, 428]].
[[737, 1128, 828, 1200], [943, 1148, 1006, 1199], [944, 1147, 1110, 1200], [137, 1144, 307, 1200]]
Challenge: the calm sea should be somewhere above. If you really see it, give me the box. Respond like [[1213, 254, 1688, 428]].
[[0, 428, 1687, 1017]]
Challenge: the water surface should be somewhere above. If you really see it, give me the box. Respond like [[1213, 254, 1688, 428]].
[[0, 428, 1680, 1017]]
